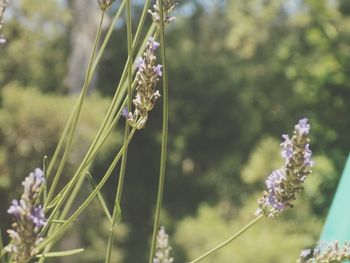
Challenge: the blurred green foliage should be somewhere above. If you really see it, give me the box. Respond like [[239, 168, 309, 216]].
[[1, 0, 350, 262], [0, 0, 71, 92]]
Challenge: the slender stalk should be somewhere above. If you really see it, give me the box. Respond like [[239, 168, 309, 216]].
[[45, 109, 73, 179], [105, 0, 133, 261], [37, 13, 106, 262], [46, 0, 126, 180], [49, 0, 153, 213], [117, 0, 133, 207], [41, 4, 155, 253], [47, 24, 155, 210], [149, 1, 170, 261], [89, 0, 127, 84], [44, 0, 153, 220], [188, 215, 264, 263], [45, 11, 105, 205], [37, 127, 138, 252]]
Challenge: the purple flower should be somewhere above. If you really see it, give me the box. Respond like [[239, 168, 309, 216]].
[[148, 37, 160, 51], [257, 118, 313, 218], [266, 169, 285, 191], [22, 168, 45, 198], [6, 168, 47, 261], [295, 118, 310, 135], [29, 206, 47, 229], [264, 170, 286, 212], [127, 33, 162, 129], [154, 64, 163, 77], [121, 107, 129, 118], [8, 200, 21, 217], [304, 144, 314, 167], [267, 193, 285, 211], [281, 134, 293, 162], [136, 57, 145, 70]]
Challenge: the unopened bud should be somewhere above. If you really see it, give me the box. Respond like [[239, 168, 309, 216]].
[[97, 0, 115, 11]]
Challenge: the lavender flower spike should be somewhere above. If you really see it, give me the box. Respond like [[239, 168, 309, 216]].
[[153, 226, 174, 263], [297, 241, 350, 263], [148, 0, 177, 25], [256, 118, 313, 218], [125, 38, 162, 129], [6, 168, 47, 263]]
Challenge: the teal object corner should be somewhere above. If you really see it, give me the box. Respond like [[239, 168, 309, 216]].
[[320, 153, 350, 243]]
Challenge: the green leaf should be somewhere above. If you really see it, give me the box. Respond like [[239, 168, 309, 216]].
[[43, 155, 48, 203], [36, 248, 84, 258], [112, 198, 122, 226], [51, 219, 71, 224], [86, 172, 112, 223]]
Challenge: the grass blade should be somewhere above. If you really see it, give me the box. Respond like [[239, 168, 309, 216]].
[[36, 248, 84, 258], [86, 172, 112, 223]]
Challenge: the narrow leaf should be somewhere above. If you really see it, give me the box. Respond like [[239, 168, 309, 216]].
[[86, 172, 112, 223], [51, 219, 78, 224], [36, 248, 84, 258], [112, 198, 122, 226], [43, 155, 48, 202]]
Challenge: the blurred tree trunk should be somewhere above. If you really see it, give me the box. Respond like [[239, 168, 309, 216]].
[[65, 0, 100, 94]]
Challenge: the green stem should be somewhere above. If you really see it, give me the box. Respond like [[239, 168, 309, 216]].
[[105, 0, 133, 261], [40, 101, 126, 259], [46, 0, 126, 181], [116, 0, 133, 205], [149, 1, 169, 261], [89, 0, 127, 84], [42, 1, 154, 247], [37, 127, 138, 252], [45, 11, 105, 206], [188, 215, 263, 263], [51, 0, 152, 217], [46, 0, 153, 215]]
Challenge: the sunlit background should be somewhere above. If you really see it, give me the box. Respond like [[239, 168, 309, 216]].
[[1, 0, 350, 262]]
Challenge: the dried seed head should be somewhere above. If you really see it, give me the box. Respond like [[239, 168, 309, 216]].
[[153, 226, 174, 263], [97, 0, 115, 11], [148, 0, 177, 25]]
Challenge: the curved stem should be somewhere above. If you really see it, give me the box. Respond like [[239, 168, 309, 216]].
[[149, 1, 169, 262], [188, 215, 264, 263]]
